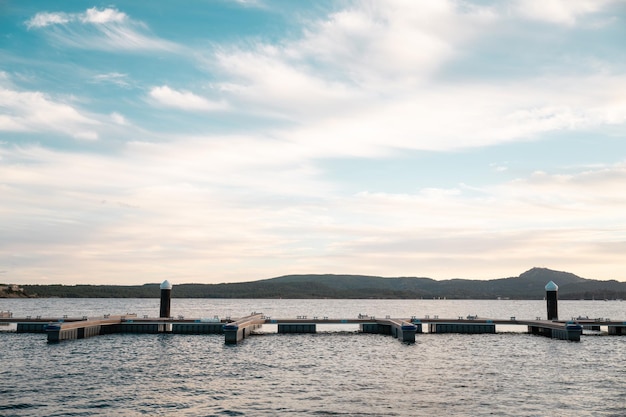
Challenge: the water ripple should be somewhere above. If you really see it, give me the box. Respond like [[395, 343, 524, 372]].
[[2, 299, 626, 416]]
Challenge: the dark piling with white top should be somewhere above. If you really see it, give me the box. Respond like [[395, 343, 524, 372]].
[[545, 281, 558, 321], [160, 280, 172, 318]]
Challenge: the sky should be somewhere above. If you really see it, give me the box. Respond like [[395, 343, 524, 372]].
[[1, 0, 626, 285]]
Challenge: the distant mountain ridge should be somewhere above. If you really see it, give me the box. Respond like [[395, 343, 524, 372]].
[[15, 267, 626, 299], [256, 267, 607, 299]]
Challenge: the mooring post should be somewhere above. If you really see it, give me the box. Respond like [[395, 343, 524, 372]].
[[160, 280, 172, 318], [159, 280, 173, 333], [545, 281, 558, 321]]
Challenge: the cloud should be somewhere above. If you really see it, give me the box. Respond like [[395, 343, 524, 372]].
[[205, 0, 626, 156], [0, 87, 99, 140], [318, 162, 626, 278], [26, 8, 127, 28], [513, 0, 615, 26], [25, 11, 71, 28], [2, 132, 626, 283], [232, 0, 264, 7], [212, 0, 495, 103], [254, 73, 626, 160], [201, 0, 498, 127], [5, 1, 626, 283], [0, 136, 333, 283], [81, 7, 127, 24], [92, 72, 131, 87], [26, 7, 178, 51], [110, 112, 128, 125], [294, 0, 495, 87], [149, 85, 228, 111]]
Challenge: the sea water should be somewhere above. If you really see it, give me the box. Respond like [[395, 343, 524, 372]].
[[1, 298, 625, 416]]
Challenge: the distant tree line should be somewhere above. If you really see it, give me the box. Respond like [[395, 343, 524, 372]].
[[9, 268, 626, 299]]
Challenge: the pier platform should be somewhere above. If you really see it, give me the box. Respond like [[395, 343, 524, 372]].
[[525, 320, 583, 341], [2, 313, 622, 344], [44, 315, 131, 342], [223, 313, 265, 344]]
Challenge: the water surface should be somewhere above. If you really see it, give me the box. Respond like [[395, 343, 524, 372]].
[[1, 299, 624, 416]]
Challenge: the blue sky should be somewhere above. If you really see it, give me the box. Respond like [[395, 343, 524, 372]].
[[2, 0, 626, 285]]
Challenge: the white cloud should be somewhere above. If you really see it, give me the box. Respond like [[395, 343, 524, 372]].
[[294, 0, 495, 87], [25, 12, 70, 28], [513, 0, 614, 26], [81, 7, 127, 24], [149, 85, 228, 111], [319, 162, 626, 278], [0, 87, 99, 140], [92, 72, 130, 87], [6, 1, 626, 283], [26, 7, 127, 29], [110, 112, 128, 125], [213, 0, 495, 101], [213, 49, 357, 121], [0, 137, 333, 283], [260, 73, 626, 159], [26, 7, 178, 51], [205, 1, 625, 157], [491, 164, 509, 173], [2, 133, 626, 283], [232, 0, 263, 6], [72, 130, 99, 141]]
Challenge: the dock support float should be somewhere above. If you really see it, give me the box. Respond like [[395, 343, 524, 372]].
[[360, 319, 418, 343], [172, 321, 224, 334], [608, 324, 626, 335], [223, 313, 265, 344], [393, 320, 418, 343], [527, 321, 583, 341], [17, 322, 48, 333], [360, 322, 391, 335], [428, 322, 496, 334], [278, 323, 316, 334]]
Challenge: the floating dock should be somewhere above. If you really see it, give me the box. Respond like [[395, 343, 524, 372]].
[[2, 280, 623, 345], [3, 313, 625, 344]]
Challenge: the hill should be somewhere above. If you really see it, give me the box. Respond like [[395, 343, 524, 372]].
[[14, 267, 626, 299]]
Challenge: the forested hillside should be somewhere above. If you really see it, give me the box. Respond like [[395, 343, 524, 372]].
[[12, 268, 626, 299]]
